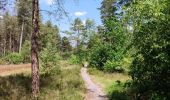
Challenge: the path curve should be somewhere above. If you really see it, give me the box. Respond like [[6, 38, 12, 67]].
[[81, 67, 107, 100]]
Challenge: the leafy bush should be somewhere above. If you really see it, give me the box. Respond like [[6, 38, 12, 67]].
[[5, 53, 23, 64], [89, 45, 111, 69], [130, 19, 170, 99], [40, 45, 61, 75], [108, 82, 131, 100], [69, 54, 80, 64], [104, 60, 124, 73], [89, 43, 125, 70]]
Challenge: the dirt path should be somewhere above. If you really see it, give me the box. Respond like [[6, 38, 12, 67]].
[[81, 67, 107, 100], [0, 64, 31, 76]]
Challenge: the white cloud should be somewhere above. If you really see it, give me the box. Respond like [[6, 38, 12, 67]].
[[74, 11, 87, 16], [46, 0, 54, 5]]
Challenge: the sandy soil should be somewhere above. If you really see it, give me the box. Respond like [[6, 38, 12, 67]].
[[81, 67, 107, 100], [0, 64, 31, 76]]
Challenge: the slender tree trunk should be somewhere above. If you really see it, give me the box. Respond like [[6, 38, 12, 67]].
[[19, 21, 24, 53], [9, 32, 12, 51], [77, 30, 80, 53], [3, 38, 6, 55], [11, 33, 14, 52], [32, 0, 39, 97]]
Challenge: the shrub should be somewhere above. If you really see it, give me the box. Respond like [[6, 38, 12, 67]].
[[108, 82, 130, 100], [69, 54, 80, 64], [104, 60, 124, 73], [89, 43, 125, 70], [130, 19, 170, 99], [5, 53, 23, 64], [40, 45, 60, 75], [89, 45, 111, 70]]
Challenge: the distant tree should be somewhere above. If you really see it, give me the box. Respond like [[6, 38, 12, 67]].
[[71, 18, 84, 50], [88, 0, 127, 70], [40, 20, 61, 50], [16, 0, 32, 52], [3, 12, 19, 53], [61, 36, 72, 52], [99, 0, 116, 23], [83, 19, 95, 45]]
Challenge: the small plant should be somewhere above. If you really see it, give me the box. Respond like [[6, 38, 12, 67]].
[[5, 53, 24, 64]]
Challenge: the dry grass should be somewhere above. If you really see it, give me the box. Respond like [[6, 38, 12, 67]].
[[59, 60, 79, 70], [0, 64, 31, 76], [0, 61, 85, 100]]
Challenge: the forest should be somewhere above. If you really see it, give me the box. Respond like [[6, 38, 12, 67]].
[[0, 0, 170, 100]]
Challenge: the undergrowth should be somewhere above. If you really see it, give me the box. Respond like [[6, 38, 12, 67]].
[[0, 62, 85, 100]]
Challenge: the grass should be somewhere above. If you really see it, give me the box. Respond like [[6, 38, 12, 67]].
[[88, 68, 132, 100], [0, 60, 85, 100]]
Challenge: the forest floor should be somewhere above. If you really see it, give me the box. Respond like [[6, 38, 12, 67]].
[[0, 61, 85, 100]]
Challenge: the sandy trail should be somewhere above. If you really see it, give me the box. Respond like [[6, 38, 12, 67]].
[[81, 67, 107, 100], [0, 64, 31, 76]]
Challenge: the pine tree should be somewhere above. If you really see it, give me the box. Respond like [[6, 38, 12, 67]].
[[32, 0, 39, 97]]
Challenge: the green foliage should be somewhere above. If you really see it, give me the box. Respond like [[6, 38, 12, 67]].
[[130, 19, 170, 99], [103, 56, 132, 73], [89, 43, 125, 71], [1, 41, 30, 64], [21, 40, 30, 63], [108, 82, 130, 100], [61, 36, 72, 52], [40, 20, 61, 51], [89, 45, 111, 69], [104, 60, 124, 73], [88, 1, 127, 72], [128, 0, 170, 99], [69, 54, 80, 64], [39, 21, 62, 75], [5, 53, 23, 64], [40, 44, 61, 75]]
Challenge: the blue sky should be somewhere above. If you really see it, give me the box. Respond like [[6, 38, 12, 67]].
[[40, 0, 102, 36]]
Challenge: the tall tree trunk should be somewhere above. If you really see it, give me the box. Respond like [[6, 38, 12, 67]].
[[19, 21, 24, 53], [32, 0, 39, 97]]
